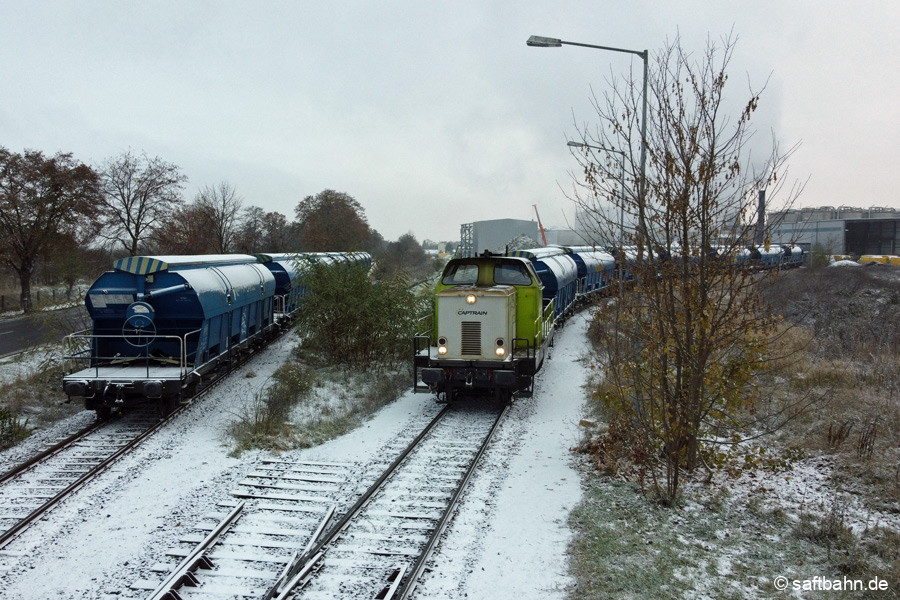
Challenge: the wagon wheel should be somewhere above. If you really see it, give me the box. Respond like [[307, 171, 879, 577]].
[[122, 313, 157, 347]]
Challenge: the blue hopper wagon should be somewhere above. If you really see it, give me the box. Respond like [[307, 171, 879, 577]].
[[63, 255, 277, 416]]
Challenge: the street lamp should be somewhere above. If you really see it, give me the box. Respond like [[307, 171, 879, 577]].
[[567, 141, 626, 247], [528, 35, 649, 255]]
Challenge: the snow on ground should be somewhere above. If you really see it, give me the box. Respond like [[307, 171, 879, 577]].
[[0, 314, 592, 599], [419, 313, 587, 599]]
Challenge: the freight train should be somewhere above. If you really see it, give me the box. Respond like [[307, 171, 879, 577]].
[[414, 243, 802, 403], [62, 252, 370, 418]]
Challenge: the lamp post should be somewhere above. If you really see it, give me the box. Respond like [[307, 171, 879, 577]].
[[567, 141, 626, 247], [528, 35, 649, 257]]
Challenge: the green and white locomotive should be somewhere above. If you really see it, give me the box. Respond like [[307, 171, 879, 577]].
[[414, 251, 560, 402]]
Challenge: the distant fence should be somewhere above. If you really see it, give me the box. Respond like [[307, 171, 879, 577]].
[[0, 288, 80, 314]]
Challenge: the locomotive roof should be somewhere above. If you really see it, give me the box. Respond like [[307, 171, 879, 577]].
[[113, 255, 258, 275]]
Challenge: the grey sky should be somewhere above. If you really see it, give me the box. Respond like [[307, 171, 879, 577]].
[[2, 1, 898, 242]]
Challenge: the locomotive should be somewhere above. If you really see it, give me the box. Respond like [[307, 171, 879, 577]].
[[413, 246, 610, 402], [63, 252, 371, 417]]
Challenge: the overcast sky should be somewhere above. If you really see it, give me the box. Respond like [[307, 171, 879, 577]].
[[2, 1, 898, 242]]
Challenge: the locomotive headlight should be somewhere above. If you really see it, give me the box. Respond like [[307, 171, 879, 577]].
[[438, 336, 447, 355], [495, 338, 505, 356], [466, 294, 476, 304]]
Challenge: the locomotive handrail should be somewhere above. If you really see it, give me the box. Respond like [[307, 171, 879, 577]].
[[541, 299, 555, 341], [415, 314, 433, 337], [412, 315, 434, 392], [511, 336, 532, 360], [413, 315, 433, 355]]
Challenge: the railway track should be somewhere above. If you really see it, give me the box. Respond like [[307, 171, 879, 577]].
[[0, 406, 162, 570], [0, 342, 273, 573], [139, 400, 507, 600]]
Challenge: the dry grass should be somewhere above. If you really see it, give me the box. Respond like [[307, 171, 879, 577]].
[[570, 265, 900, 596]]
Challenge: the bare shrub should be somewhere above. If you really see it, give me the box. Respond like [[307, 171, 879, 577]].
[[826, 419, 854, 450], [857, 418, 879, 460], [0, 407, 29, 449]]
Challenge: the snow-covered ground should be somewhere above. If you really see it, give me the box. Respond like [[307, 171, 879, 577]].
[[0, 313, 592, 599]]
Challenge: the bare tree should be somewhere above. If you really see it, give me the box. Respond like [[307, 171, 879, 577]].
[[150, 202, 219, 255], [196, 181, 243, 253], [574, 33, 803, 501], [235, 205, 266, 253], [97, 150, 187, 255], [0, 148, 100, 312]]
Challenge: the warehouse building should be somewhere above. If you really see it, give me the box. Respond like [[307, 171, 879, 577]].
[[769, 206, 900, 256]]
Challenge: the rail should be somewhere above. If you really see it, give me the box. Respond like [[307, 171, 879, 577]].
[[262, 404, 453, 600], [394, 403, 509, 599], [146, 502, 245, 600], [0, 409, 174, 550]]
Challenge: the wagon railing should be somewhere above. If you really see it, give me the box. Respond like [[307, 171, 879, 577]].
[[273, 294, 287, 317], [62, 331, 198, 379]]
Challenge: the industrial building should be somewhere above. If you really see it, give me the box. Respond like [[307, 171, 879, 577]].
[[459, 205, 900, 260], [457, 219, 586, 258], [769, 206, 900, 256], [457, 219, 539, 258]]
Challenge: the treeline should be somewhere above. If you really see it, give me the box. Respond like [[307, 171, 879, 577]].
[[0, 147, 441, 311]]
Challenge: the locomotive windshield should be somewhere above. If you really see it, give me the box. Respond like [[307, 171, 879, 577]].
[[494, 263, 533, 285], [441, 260, 534, 286], [442, 262, 479, 285]]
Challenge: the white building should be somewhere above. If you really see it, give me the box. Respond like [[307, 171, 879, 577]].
[[769, 206, 900, 256]]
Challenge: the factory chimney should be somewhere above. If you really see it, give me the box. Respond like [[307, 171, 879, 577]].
[[755, 190, 766, 246]]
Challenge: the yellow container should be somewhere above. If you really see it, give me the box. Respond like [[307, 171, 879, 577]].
[[860, 255, 889, 264]]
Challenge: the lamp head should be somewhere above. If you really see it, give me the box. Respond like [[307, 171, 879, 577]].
[[526, 35, 562, 47]]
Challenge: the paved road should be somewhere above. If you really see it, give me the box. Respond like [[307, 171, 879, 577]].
[[0, 305, 89, 357]]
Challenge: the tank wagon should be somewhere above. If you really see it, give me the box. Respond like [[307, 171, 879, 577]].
[[63, 251, 371, 417], [255, 253, 309, 319], [508, 247, 578, 320], [781, 245, 805, 267], [559, 246, 617, 293], [733, 245, 804, 269], [62, 255, 276, 416]]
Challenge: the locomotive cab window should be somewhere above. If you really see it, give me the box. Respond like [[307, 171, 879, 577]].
[[442, 262, 479, 285], [494, 263, 533, 286]]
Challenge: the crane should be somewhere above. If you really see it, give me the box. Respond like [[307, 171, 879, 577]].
[[533, 204, 548, 246]]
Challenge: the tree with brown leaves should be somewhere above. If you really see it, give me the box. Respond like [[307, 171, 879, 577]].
[[0, 148, 100, 312], [572, 33, 803, 501]]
